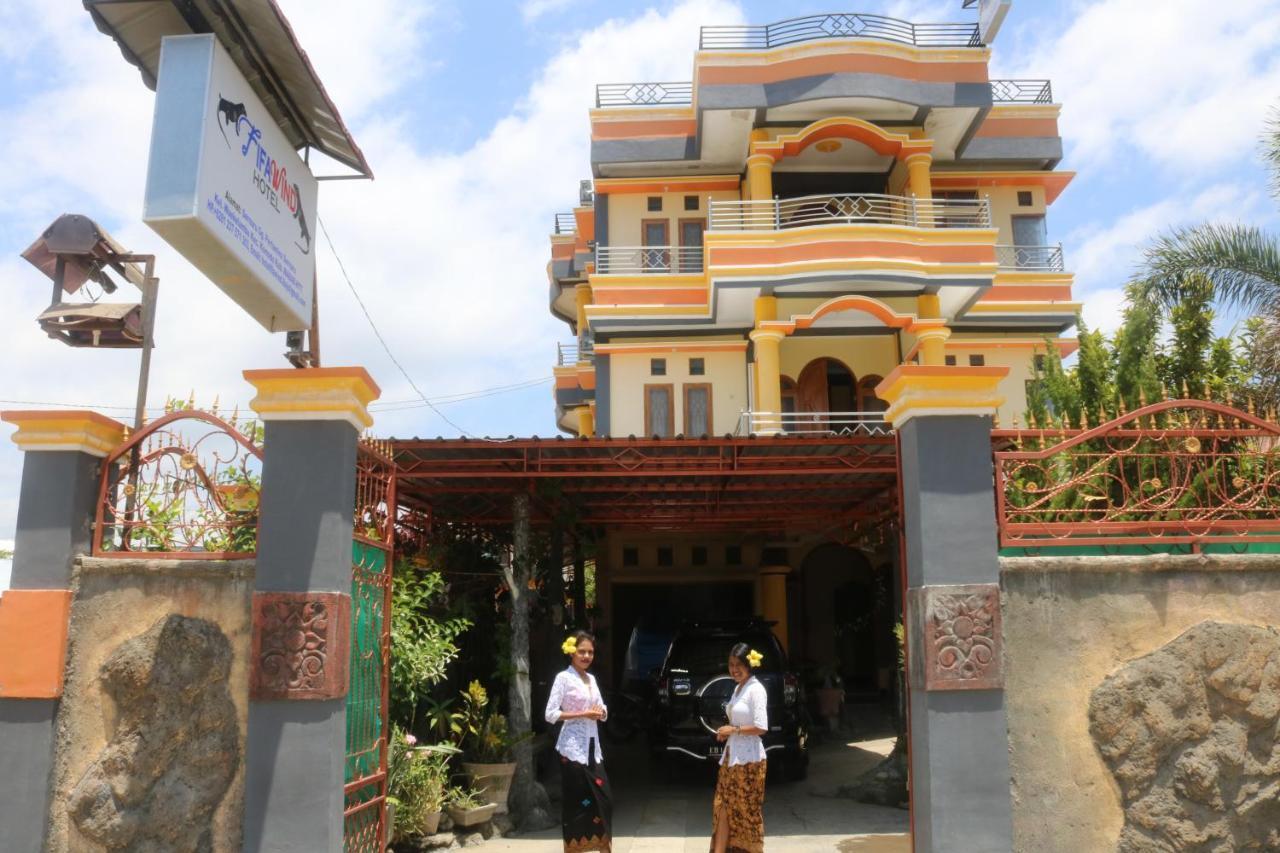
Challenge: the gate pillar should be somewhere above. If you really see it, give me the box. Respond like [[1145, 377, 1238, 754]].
[[876, 366, 1013, 853], [0, 410, 125, 853], [241, 368, 380, 853]]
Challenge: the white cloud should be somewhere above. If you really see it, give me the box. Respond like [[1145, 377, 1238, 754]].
[[521, 0, 580, 23], [995, 0, 1280, 173]]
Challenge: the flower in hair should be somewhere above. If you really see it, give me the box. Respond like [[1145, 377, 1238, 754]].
[[561, 636, 580, 655], [746, 649, 764, 668]]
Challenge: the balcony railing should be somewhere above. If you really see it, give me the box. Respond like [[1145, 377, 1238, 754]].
[[996, 243, 1065, 272], [554, 213, 576, 235], [990, 79, 1054, 104], [595, 245, 704, 275], [596, 81, 694, 108], [708, 193, 991, 231], [700, 13, 981, 50], [557, 341, 593, 366], [736, 410, 893, 436]]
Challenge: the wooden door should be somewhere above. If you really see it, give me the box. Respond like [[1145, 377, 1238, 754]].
[[796, 359, 830, 430]]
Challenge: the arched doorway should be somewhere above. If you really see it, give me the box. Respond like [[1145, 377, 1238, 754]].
[[795, 358, 855, 430], [799, 543, 895, 699]]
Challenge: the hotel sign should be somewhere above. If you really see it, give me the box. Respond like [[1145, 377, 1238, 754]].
[[143, 34, 317, 332]]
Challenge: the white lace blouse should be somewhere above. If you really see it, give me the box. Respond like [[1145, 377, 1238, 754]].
[[721, 676, 769, 767], [544, 667, 608, 765]]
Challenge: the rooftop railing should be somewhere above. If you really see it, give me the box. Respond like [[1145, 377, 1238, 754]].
[[596, 81, 694, 108], [557, 340, 593, 366], [996, 243, 1065, 272], [555, 213, 576, 235], [736, 410, 893, 436], [595, 245, 704, 275], [990, 79, 1054, 104], [700, 13, 981, 50], [708, 193, 991, 231]]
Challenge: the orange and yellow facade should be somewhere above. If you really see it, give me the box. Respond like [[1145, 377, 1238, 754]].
[[549, 7, 1076, 438]]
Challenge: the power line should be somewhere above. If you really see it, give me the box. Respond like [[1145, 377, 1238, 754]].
[[317, 215, 474, 437]]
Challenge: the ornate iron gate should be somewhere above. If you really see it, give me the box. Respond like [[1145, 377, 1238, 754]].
[[344, 441, 397, 851]]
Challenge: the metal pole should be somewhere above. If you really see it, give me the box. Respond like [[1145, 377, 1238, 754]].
[[307, 271, 321, 367], [51, 256, 66, 306], [133, 258, 158, 431]]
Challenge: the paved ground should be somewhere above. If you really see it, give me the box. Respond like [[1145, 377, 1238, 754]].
[[484, 734, 910, 852]]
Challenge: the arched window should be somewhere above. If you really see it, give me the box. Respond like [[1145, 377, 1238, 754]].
[[858, 375, 888, 413]]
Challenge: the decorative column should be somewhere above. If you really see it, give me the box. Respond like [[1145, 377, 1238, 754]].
[[240, 368, 380, 853], [757, 563, 791, 653], [904, 152, 934, 226], [574, 404, 595, 438], [574, 283, 592, 335], [875, 366, 1013, 852], [746, 154, 774, 205], [912, 294, 951, 366], [0, 410, 125, 853], [749, 329, 784, 434]]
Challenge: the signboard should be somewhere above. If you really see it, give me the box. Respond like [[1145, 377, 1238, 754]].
[[143, 34, 317, 332]]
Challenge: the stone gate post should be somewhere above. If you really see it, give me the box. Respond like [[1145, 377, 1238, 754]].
[[876, 366, 1013, 853], [241, 368, 380, 853], [0, 410, 126, 853]]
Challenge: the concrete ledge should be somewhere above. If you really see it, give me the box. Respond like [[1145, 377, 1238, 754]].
[[76, 556, 256, 580], [1001, 553, 1280, 574]]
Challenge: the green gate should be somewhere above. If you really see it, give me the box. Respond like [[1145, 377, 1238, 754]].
[[344, 442, 397, 851]]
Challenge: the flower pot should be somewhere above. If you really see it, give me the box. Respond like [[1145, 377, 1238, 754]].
[[462, 761, 516, 815], [385, 800, 396, 842], [420, 809, 441, 835], [446, 802, 497, 828]]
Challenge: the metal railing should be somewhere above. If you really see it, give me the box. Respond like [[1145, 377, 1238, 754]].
[[990, 79, 1054, 104], [996, 243, 1065, 272], [555, 213, 576, 235], [708, 193, 991, 230], [557, 341, 593, 366], [595, 245, 705, 274], [596, 81, 694, 107], [737, 410, 893, 436], [700, 13, 981, 49]]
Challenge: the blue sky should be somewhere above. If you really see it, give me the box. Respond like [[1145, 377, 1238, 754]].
[[0, 0, 1278, 562]]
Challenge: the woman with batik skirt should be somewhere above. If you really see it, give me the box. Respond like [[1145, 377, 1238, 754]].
[[545, 630, 612, 853], [710, 642, 769, 853]]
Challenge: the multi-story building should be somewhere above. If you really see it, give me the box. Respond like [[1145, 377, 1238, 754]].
[[546, 4, 1075, 699]]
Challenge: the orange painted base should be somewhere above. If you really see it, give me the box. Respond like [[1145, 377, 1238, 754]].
[[0, 589, 73, 698]]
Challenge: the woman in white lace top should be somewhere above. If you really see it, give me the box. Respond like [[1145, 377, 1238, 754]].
[[544, 630, 612, 853], [710, 642, 769, 853]]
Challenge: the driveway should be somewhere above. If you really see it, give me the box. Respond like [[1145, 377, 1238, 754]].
[[483, 735, 910, 853]]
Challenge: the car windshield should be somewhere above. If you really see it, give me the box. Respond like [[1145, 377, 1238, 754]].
[[667, 632, 782, 674]]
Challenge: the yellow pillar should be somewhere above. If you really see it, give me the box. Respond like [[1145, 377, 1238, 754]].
[[574, 283, 592, 334], [758, 564, 791, 653], [750, 329, 784, 433], [746, 154, 774, 204], [914, 294, 949, 366], [753, 295, 777, 325], [904, 152, 934, 226], [575, 404, 595, 437]]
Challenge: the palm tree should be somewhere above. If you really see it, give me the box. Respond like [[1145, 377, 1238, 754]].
[[1133, 106, 1280, 404]]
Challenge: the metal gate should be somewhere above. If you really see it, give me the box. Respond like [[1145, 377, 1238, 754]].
[[344, 440, 397, 851]]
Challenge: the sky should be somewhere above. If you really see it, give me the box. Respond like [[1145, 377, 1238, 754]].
[[0, 0, 1278, 564]]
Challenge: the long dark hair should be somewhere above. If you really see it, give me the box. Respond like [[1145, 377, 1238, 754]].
[[728, 642, 755, 673], [569, 629, 597, 651]]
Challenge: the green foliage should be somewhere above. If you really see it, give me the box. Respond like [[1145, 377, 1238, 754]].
[[387, 724, 459, 838], [390, 566, 472, 726], [453, 680, 532, 763], [447, 785, 489, 809]]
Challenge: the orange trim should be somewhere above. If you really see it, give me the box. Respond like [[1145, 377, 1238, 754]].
[[241, 366, 381, 395], [594, 342, 748, 355], [973, 117, 1059, 138], [574, 208, 595, 243], [594, 177, 741, 195], [555, 374, 579, 390], [591, 119, 697, 140], [904, 337, 1080, 363], [0, 589, 73, 698], [551, 242, 575, 260], [710, 240, 995, 266], [754, 117, 931, 162], [0, 409, 124, 429], [979, 285, 1074, 301], [929, 172, 1074, 205], [592, 288, 708, 306], [763, 294, 922, 334], [699, 54, 988, 86]]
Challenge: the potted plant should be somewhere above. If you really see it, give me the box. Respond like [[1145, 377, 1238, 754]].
[[813, 663, 845, 729], [445, 786, 497, 828], [454, 681, 531, 815], [388, 726, 458, 840]]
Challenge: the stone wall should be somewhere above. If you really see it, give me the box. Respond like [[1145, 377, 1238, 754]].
[[47, 557, 254, 852], [1002, 554, 1280, 852]]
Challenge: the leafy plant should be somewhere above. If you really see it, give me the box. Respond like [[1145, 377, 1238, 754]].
[[447, 785, 489, 810], [390, 566, 472, 726], [453, 680, 533, 763], [387, 724, 459, 838]]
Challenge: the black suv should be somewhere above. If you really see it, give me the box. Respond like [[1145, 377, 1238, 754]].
[[651, 619, 808, 780]]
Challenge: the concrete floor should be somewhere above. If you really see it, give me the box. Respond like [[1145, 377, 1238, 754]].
[[483, 735, 910, 852]]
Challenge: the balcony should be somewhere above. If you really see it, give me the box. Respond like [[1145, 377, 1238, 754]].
[[700, 13, 981, 49], [554, 213, 576, 235], [989, 79, 1053, 104], [996, 244, 1065, 272], [595, 245, 704, 275], [596, 81, 693, 108], [557, 340, 593, 366], [708, 193, 992, 231], [736, 410, 892, 436]]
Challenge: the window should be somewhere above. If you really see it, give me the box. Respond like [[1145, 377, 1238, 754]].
[[650, 358, 666, 376], [644, 384, 674, 437], [679, 218, 705, 274], [725, 545, 742, 566], [684, 195, 699, 211], [647, 196, 662, 212], [689, 357, 705, 376], [1017, 190, 1034, 207], [622, 546, 639, 567], [1012, 214, 1048, 247], [969, 354, 986, 367], [1034, 354, 1047, 372], [642, 219, 670, 272], [945, 355, 957, 366], [691, 546, 708, 566], [684, 383, 712, 436], [657, 546, 674, 567]]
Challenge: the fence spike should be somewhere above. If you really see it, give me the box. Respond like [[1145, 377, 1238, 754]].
[[1139, 387, 1149, 408], [1182, 379, 1191, 400], [211, 395, 220, 417]]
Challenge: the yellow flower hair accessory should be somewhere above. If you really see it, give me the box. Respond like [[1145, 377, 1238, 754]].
[[746, 649, 764, 668], [561, 636, 579, 655]]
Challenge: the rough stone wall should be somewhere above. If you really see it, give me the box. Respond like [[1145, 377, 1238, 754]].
[[48, 557, 254, 853], [1002, 554, 1280, 853]]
